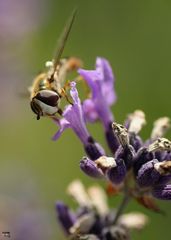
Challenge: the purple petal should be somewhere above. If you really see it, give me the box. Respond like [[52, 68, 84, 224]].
[[115, 145, 135, 170], [52, 118, 70, 141], [80, 157, 104, 178], [96, 57, 116, 105], [105, 122, 119, 154], [133, 148, 154, 176], [82, 99, 98, 123], [52, 82, 105, 157], [152, 184, 171, 200], [56, 202, 76, 235], [107, 158, 127, 184], [78, 69, 99, 95], [78, 65, 114, 129], [70, 81, 79, 104], [150, 150, 167, 161], [137, 159, 160, 187], [129, 133, 143, 152], [158, 175, 171, 185], [78, 58, 117, 154], [62, 82, 90, 145], [84, 137, 104, 160]]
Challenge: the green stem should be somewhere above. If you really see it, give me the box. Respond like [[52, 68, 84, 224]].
[[113, 192, 130, 225]]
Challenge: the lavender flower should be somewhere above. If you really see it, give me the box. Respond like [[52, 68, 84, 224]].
[[78, 58, 119, 153], [56, 202, 76, 234], [80, 157, 104, 179], [53, 58, 171, 204], [56, 180, 148, 239], [53, 81, 105, 160], [79, 58, 116, 123], [137, 159, 171, 200], [49, 57, 171, 238]]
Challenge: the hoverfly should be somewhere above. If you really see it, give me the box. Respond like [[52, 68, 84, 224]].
[[29, 9, 82, 120]]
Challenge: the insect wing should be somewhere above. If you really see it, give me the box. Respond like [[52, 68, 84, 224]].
[[53, 8, 77, 71]]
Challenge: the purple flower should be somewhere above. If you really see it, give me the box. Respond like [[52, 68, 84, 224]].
[[107, 157, 127, 184], [134, 138, 171, 176], [80, 155, 127, 185], [133, 147, 154, 176], [78, 122, 131, 182], [56, 202, 76, 235], [53, 82, 90, 145], [80, 157, 104, 179], [55, 180, 148, 239], [82, 99, 99, 123], [53, 82, 105, 160], [78, 57, 116, 127], [152, 184, 171, 200], [52, 118, 70, 140], [129, 133, 143, 152], [78, 58, 118, 153], [135, 148, 171, 200], [136, 159, 160, 187]]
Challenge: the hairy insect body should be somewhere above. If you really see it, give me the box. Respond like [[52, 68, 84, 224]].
[[29, 9, 80, 120], [30, 57, 81, 120], [30, 70, 60, 120]]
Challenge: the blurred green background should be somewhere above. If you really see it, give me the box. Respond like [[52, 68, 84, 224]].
[[0, 0, 171, 239]]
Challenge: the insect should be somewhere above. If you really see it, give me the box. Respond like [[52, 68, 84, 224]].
[[29, 9, 82, 120]]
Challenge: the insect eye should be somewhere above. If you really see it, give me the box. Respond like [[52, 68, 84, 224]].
[[30, 99, 42, 120], [35, 90, 59, 107]]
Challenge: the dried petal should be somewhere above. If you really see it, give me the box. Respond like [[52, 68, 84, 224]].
[[151, 117, 170, 140], [88, 186, 109, 216], [148, 138, 171, 152], [136, 196, 164, 213], [70, 213, 96, 235], [95, 156, 116, 173], [67, 180, 92, 208], [118, 212, 149, 230], [127, 110, 146, 134]]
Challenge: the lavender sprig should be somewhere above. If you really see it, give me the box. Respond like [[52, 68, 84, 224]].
[[53, 57, 171, 239]]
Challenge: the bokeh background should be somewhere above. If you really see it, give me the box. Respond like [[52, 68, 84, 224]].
[[0, 0, 171, 239]]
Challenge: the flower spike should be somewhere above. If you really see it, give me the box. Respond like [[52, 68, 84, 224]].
[[78, 57, 119, 153]]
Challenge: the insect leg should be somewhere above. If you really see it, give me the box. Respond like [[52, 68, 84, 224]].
[[61, 88, 73, 105]]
